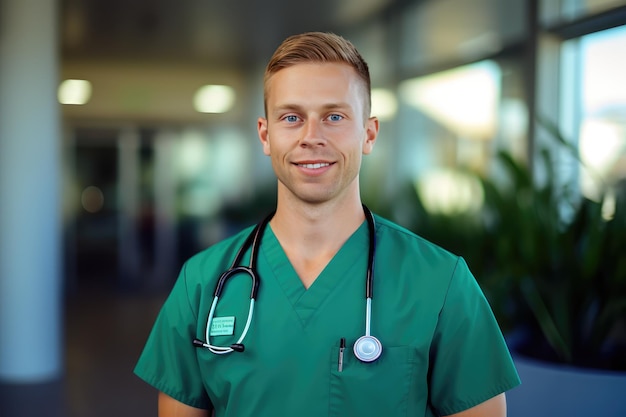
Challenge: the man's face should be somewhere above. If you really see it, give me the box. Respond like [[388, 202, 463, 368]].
[[258, 62, 378, 207]]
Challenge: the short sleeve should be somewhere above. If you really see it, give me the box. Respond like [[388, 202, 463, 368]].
[[134, 262, 212, 410], [429, 257, 520, 415]]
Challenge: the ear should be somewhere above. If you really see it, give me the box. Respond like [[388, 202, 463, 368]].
[[362, 116, 379, 155], [257, 117, 271, 156]]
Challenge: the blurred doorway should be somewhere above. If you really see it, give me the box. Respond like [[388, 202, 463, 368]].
[[69, 129, 121, 292], [65, 127, 179, 294]]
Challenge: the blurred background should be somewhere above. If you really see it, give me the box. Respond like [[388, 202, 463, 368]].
[[1, 0, 626, 416]]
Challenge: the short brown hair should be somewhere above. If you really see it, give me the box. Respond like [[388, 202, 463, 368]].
[[263, 32, 371, 118]]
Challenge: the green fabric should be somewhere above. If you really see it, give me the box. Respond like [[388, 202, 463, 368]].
[[134, 215, 520, 416]]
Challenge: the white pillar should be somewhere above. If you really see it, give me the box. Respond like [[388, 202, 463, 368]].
[[0, 0, 62, 382]]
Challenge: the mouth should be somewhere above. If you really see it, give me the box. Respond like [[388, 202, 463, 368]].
[[295, 162, 332, 169]]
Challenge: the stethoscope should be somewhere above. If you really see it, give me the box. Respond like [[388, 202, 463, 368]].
[[193, 205, 383, 363]]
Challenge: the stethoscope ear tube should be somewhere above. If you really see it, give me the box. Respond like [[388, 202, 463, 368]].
[[192, 338, 245, 353], [192, 338, 206, 347], [212, 212, 273, 299], [214, 266, 258, 299]]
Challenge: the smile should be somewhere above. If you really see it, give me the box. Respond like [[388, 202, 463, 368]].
[[297, 162, 331, 169]]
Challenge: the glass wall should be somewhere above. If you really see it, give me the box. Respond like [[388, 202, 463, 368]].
[[576, 25, 626, 210], [538, 1, 626, 218]]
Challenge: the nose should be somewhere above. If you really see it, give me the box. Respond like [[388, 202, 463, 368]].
[[300, 119, 326, 147]]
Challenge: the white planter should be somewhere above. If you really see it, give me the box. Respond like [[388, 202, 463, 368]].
[[507, 354, 626, 417]]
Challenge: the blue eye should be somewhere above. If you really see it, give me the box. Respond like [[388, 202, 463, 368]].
[[328, 114, 343, 122], [285, 115, 299, 123]]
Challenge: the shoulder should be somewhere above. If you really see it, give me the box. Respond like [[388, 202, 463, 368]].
[[373, 214, 460, 265], [372, 214, 472, 297]]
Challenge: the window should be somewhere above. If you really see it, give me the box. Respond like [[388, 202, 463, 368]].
[[576, 25, 626, 204]]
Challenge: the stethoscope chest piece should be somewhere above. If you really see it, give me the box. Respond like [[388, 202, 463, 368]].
[[354, 335, 383, 362]]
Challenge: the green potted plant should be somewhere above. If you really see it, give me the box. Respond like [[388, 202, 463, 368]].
[[371, 120, 626, 415], [475, 142, 626, 416], [476, 148, 626, 369]]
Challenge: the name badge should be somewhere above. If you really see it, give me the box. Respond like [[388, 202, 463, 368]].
[[210, 316, 235, 336]]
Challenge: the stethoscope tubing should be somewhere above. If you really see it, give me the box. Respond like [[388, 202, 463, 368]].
[[364, 298, 373, 336], [352, 207, 383, 362], [197, 214, 272, 354], [363, 206, 376, 335]]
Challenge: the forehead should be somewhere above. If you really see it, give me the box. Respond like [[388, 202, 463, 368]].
[[265, 62, 366, 106]]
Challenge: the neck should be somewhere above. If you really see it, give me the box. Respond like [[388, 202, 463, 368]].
[[271, 198, 365, 244], [269, 194, 366, 288]]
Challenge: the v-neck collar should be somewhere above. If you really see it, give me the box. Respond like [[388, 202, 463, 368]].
[[260, 220, 370, 325]]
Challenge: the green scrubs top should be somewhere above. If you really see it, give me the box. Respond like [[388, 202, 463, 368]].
[[134, 215, 520, 416]]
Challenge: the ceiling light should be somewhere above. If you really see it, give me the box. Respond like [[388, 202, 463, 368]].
[[194, 85, 235, 113], [58, 79, 92, 105]]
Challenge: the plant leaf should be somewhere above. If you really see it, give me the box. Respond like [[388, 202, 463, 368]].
[[520, 276, 572, 362]]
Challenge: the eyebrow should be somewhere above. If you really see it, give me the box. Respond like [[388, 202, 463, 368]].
[[271, 102, 352, 116]]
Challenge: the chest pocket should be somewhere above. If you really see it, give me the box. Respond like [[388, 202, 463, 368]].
[[329, 345, 417, 417]]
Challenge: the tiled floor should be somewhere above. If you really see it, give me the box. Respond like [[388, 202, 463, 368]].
[[1, 287, 167, 417]]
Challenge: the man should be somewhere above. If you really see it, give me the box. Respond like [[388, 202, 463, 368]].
[[135, 32, 520, 417]]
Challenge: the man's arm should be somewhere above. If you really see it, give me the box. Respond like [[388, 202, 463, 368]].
[[444, 393, 507, 417], [158, 392, 211, 417]]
